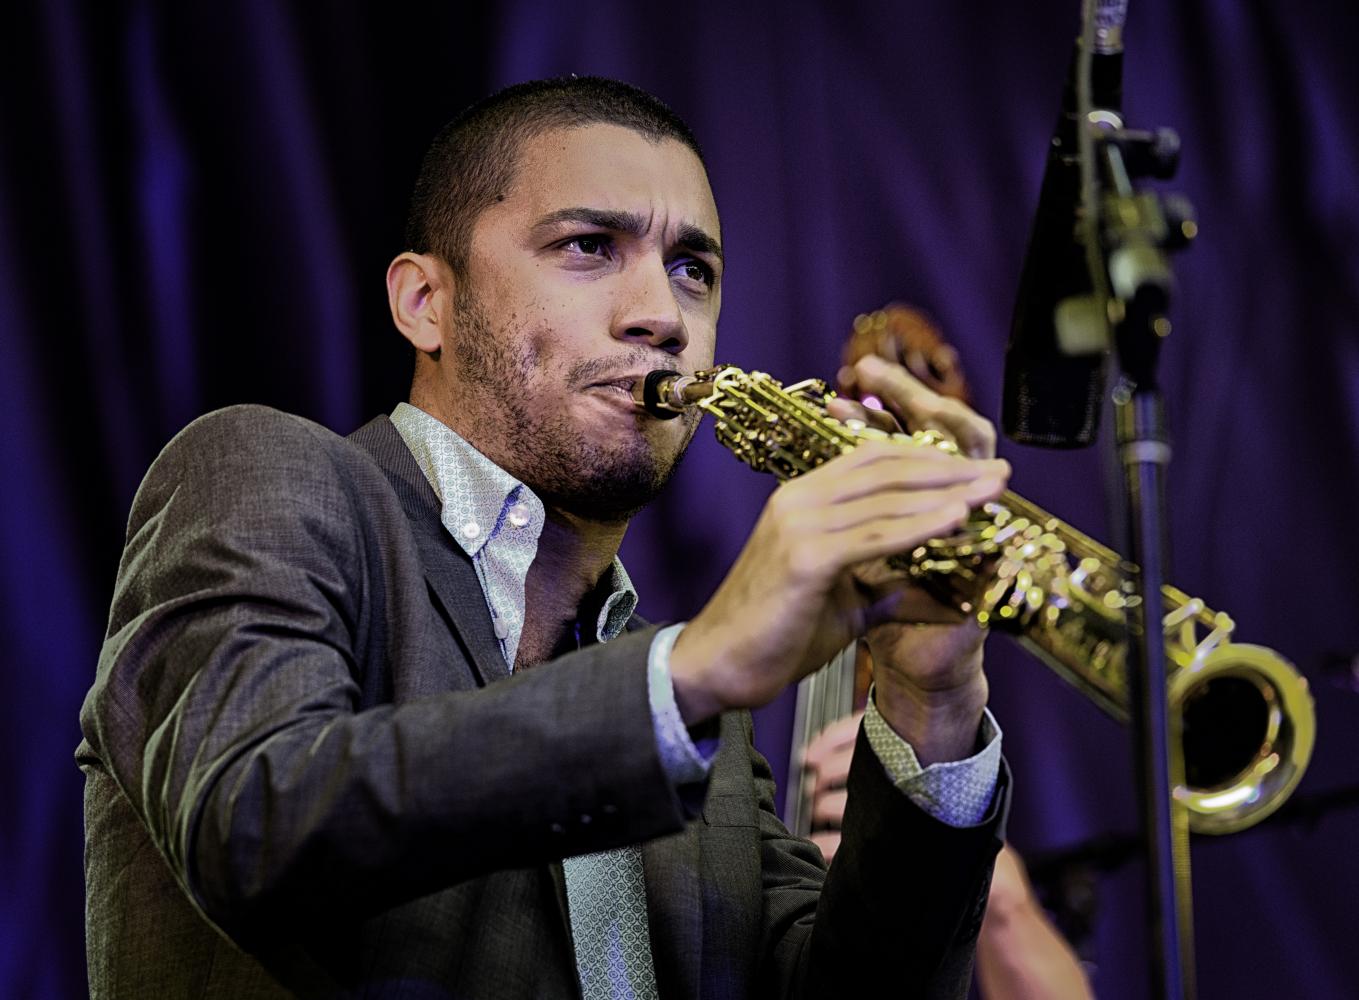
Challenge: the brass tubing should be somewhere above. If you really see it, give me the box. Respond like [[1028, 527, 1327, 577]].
[[643, 365, 1315, 834]]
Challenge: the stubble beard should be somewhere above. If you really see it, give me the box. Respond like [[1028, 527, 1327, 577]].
[[448, 284, 702, 522]]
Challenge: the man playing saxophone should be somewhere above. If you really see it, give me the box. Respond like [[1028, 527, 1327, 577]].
[[80, 76, 1014, 998]]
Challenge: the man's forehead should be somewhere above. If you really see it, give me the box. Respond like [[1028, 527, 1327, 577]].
[[503, 123, 719, 236]]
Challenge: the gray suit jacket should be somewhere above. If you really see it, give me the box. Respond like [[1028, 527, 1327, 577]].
[[78, 405, 1007, 999]]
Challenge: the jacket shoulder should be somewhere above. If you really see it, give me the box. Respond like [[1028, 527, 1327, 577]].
[[138, 405, 377, 504], [160, 404, 352, 464]]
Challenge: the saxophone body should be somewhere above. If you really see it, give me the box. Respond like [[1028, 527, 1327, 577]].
[[640, 365, 1314, 834]]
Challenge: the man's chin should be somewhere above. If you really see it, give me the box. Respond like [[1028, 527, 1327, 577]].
[[542, 436, 691, 522], [494, 401, 699, 522]]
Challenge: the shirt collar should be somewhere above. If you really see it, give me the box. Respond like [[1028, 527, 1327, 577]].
[[597, 559, 639, 642], [390, 402, 528, 558], [389, 402, 638, 638]]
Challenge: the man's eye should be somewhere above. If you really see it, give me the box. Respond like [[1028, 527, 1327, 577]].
[[671, 259, 714, 288], [564, 235, 609, 256]]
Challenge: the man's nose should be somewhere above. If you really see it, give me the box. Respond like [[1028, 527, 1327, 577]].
[[612, 259, 688, 355]]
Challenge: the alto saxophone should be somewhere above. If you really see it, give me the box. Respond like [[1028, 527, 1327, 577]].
[[635, 366, 1314, 834]]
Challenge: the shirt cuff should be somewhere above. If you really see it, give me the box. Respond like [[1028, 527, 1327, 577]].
[[647, 622, 717, 786], [863, 689, 1002, 828]]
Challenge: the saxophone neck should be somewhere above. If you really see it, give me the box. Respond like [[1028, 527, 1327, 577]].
[[633, 367, 725, 418]]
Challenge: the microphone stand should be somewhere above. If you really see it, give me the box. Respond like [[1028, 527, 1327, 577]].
[[1086, 128, 1199, 999]]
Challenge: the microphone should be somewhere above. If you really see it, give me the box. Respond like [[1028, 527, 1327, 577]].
[[1001, 1, 1127, 448]]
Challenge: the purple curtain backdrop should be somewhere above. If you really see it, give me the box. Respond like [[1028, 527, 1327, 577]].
[[3, 2, 1356, 997]]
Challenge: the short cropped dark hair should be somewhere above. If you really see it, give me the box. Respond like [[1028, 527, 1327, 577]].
[[405, 76, 704, 273]]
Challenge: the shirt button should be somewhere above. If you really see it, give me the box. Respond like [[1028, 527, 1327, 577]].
[[492, 616, 509, 640], [461, 521, 480, 540], [507, 503, 531, 528]]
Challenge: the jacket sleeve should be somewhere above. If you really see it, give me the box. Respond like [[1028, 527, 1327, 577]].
[[81, 406, 692, 942], [749, 713, 1009, 999]]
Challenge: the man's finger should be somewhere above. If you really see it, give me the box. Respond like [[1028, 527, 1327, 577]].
[[824, 396, 900, 436], [820, 710, 863, 748], [804, 745, 854, 791], [809, 831, 842, 863], [852, 355, 997, 459], [796, 480, 998, 535], [810, 789, 849, 827], [791, 441, 1007, 506], [801, 713, 860, 767]]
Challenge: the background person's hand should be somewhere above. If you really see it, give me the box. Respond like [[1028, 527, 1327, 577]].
[[800, 710, 864, 863]]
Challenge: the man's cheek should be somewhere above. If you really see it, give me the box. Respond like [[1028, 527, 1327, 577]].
[[690, 323, 718, 368], [519, 324, 556, 371]]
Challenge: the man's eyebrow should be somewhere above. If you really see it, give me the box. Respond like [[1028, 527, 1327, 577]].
[[532, 207, 723, 263], [532, 207, 646, 237], [676, 222, 724, 264]]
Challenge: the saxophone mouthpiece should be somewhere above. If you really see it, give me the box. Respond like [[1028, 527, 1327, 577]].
[[634, 370, 691, 420]]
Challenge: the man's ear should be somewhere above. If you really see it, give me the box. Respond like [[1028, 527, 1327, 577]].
[[387, 252, 451, 356]]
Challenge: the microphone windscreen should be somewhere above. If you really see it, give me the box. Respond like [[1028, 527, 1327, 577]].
[[1001, 351, 1105, 448]]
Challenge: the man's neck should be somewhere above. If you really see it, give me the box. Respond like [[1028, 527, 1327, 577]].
[[517, 507, 627, 669]]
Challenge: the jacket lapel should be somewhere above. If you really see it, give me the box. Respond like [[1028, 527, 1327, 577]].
[[352, 415, 701, 991], [642, 821, 704, 1000], [347, 414, 509, 684]]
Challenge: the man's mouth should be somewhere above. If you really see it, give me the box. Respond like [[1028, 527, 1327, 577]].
[[589, 377, 637, 395], [585, 369, 683, 411]]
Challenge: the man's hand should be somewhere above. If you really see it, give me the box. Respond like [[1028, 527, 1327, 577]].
[[668, 438, 1008, 723], [832, 353, 996, 460], [832, 353, 1002, 763], [977, 846, 1096, 1000], [669, 348, 1009, 760]]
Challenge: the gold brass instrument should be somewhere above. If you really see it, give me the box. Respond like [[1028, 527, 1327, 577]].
[[636, 365, 1315, 834]]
